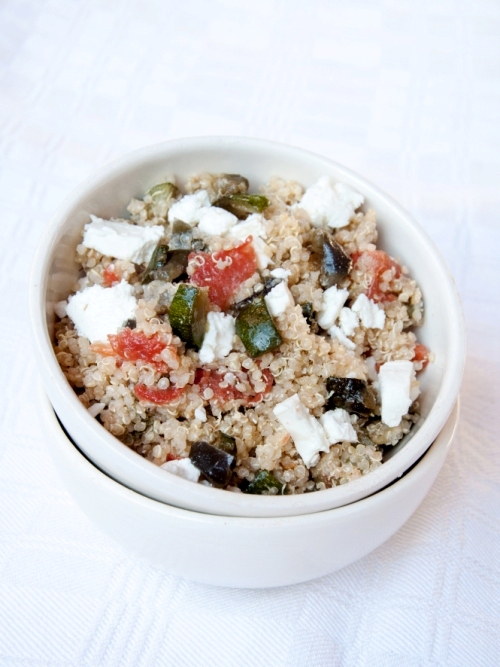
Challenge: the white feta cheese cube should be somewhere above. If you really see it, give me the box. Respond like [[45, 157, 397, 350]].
[[328, 325, 356, 350], [317, 285, 349, 330], [229, 213, 271, 269], [270, 268, 291, 281], [264, 281, 295, 317], [194, 406, 207, 422], [339, 307, 359, 336], [198, 311, 236, 364], [198, 206, 238, 236], [161, 458, 200, 483], [352, 293, 386, 329], [379, 360, 416, 427], [88, 402, 105, 418], [320, 409, 358, 444], [82, 216, 164, 264], [167, 190, 211, 225], [297, 176, 364, 229], [229, 213, 267, 240], [66, 281, 137, 343], [273, 394, 330, 468], [54, 300, 68, 319]]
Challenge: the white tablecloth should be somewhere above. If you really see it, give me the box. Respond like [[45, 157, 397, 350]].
[[1, 1, 498, 664]]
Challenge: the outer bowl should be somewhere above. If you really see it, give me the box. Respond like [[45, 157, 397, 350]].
[[38, 384, 459, 588], [30, 137, 466, 518]]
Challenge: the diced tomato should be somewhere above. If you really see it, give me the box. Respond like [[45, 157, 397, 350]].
[[196, 369, 244, 404], [195, 367, 274, 406], [107, 328, 169, 372], [189, 238, 257, 309], [109, 328, 164, 363], [248, 368, 274, 405], [103, 265, 120, 287], [413, 343, 429, 369], [357, 250, 402, 303], [134, 384, 185, 405]]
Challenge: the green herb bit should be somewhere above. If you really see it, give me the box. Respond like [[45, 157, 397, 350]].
[[213, 194, 269, 220], [217, 432, 237, 459], [235, 295, 282, 358], [242, 470, 285, 495], [169, 284, 209, 349]]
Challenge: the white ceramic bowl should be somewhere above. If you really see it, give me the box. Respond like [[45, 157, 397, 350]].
[[38, 384, 459, 588], [30, 137, 465, 518]]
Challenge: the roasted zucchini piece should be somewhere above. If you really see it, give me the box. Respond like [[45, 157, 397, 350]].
[[213, 174, 249, 198], [217, 432, 237, 459], [242, 470, 285, 495], [169, 284, 209, 349], [141, 244, 189, 284], [146, 182, 180, 217], [235, 295, 283, 358], [213, 194, 269, 220]]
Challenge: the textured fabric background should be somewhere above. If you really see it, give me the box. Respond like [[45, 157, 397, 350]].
[[0, 1, 499, 665]]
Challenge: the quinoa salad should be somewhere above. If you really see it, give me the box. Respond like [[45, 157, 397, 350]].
[[53, 172, 430, 495]]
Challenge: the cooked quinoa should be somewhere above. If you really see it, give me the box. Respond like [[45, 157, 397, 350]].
[[54, 172, 429, 495]]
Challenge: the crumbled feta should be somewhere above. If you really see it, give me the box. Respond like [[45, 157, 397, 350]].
[[273, 394, 330, 468], [328, 325, 356, 350], [352, 294, 386, 329], [54, 300, 68, 319], [167, 190, 211, 225], [82, 216, 164, 264], [198, 206, 238, 236], [88, 402, 105, 418], [339, 307, 359, 336], [264, 281, 295, 317], [297, 176, 364, 229], [161, 458, 200, 483], [198, 311, 236, 364], [66, 281, 137, 343], [317, 285, 349, 330], [270, 268, 291, 281], [229, 213, 267, 240], [320, 409, 358, 444], [229, 213, 271, 269], [194, 406, 207, 422], [379, 360, 416, 427]]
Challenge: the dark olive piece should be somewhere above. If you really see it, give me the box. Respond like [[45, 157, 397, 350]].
[[326, 377, 377, 416], [217, 432, 237, 461], [124, 318, 136, 330], [311, 230, 352, 288], [189, 441, 235, 488], [242, 470, 285, 495]]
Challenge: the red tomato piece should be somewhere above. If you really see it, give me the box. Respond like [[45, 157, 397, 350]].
[[189, 238, 257, 309], [108, 328, 165, 364], [103, 265, 120, 287], [412, 343, 429, 369], [358, 250, 402, 303], [134, 384, 185, 405], [248, 368, 274, 405], [196, 369, 244, 404]]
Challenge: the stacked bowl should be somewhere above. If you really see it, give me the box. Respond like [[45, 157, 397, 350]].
[[30, 138, 465, 588]]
